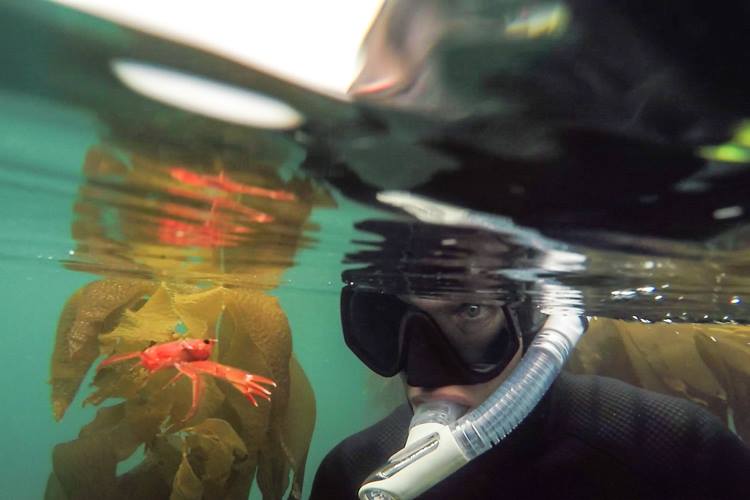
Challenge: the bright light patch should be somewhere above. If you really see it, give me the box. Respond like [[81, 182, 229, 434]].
[[504, 4, 569, 39], [54, 0, 384, 95], [698, 144, 750, 163], [712, 205, 744, 220], [112, 59, 303, 129]]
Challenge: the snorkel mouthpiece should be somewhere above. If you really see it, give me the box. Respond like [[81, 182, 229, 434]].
[[359, 401, 469, 500], [358, 314, 587, 500], [409, 400, 467, 428]]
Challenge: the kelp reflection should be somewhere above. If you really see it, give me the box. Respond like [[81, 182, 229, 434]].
[[48, 145, 331, 499]]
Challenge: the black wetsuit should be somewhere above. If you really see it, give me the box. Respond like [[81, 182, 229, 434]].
[[311, 373, 750, 499]]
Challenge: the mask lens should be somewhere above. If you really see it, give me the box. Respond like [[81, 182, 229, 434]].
[[341, 287, 409, 376], [342, 287, 523, 384], [409, 300, 520, 374], [450, 302, 517, 370]]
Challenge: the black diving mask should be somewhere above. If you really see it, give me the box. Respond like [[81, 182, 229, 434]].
[[341, 286, 523, 388]]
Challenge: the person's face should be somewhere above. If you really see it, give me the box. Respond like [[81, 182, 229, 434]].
[[400, 296, 523, 411]]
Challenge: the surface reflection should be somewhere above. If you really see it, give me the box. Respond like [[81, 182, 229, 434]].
[[66, 144, 333, 286]]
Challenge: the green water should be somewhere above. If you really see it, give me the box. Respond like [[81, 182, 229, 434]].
[[0, 4, 402, 497], [0, 85, 402, 498], [5, 3, 749, 499]]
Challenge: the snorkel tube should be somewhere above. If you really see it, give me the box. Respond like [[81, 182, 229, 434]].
[[359, 314, 586, 499], [359, 192, 588, 499]]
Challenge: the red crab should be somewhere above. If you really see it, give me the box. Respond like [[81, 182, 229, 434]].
[[97, 338, 276, 421]]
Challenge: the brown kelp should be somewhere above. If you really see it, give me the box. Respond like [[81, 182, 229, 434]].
[[570, 318, 750, 440], [49, 144, 329, 499]]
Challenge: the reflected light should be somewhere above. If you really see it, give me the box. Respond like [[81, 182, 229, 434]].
[[111, 59, 304, 129], [504, 4, 569, 39], [712, 205, 743, 220], [54, 0, 384, 95]]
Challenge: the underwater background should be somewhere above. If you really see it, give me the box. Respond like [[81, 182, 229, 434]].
[[0, 5, 403, 498], [1, 2, 749, 499], [0, 89, 401, 499]]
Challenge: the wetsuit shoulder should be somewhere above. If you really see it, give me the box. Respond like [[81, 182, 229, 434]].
[[550, 373, 750, 498], [310, 404, 411, 499]]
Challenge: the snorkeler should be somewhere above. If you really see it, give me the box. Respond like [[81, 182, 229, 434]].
[[310, 0, 750, 497], [310, 221, 750, 499]]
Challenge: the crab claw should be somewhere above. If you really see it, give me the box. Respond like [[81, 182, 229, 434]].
[[227, 373, 276, 407], [179, 360, 276, 408]]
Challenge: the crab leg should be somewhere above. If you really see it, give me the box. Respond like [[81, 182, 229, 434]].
[[173, 362, 206, 422], [179, 360, 276, 407], [162, 370, 185, 390], [97, 351, 143, 370]]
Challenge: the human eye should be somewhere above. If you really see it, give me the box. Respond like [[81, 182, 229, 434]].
[[452, 302, 504, 335], [456, 303, 490, 321]]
